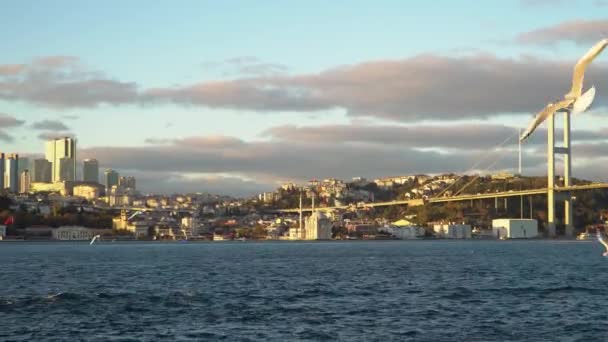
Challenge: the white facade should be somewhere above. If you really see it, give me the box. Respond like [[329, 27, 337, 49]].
[[304, 212, 332, 240], [380, 225, 424, 239], [52, 226, 97, 240], [433, 223, 472, 239], [492, 219, 538, 239], [0, 225, 6, 238], [73, 185, 100, 200]]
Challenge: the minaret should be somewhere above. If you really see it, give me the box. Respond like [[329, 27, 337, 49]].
[[299, 190, 303, 234]]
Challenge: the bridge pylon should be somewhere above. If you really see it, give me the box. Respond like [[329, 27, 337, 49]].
[[547, 109, 574, 237]]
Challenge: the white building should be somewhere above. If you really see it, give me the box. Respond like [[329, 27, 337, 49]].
[[492, 219, 538, 239], [0, 224, 6, 239], [45, 137, 76, 183], [52, 226, 98, 240], [380, 225, 424, 239], [304, 212, 332, 240], [433, 223, 472, 239]]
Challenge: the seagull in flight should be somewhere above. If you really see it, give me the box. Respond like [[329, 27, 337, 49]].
[[520, 38, 608, 142]]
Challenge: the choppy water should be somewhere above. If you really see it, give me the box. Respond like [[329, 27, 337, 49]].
[[0, 240, 607, 341]]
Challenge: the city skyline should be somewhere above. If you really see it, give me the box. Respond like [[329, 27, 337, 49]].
[[1, 1, 608, 195]]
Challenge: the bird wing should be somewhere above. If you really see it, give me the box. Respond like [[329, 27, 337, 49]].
[[572, 86, 595, 115], [568, 39, 608, 99], [519, 99, 573, 142]]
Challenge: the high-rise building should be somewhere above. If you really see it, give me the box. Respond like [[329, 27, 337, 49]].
[[59, 157, 75, 182], [5, 154, 18, 192], [83, 159, 99, 183], [19, 170, 30, 193], [31, 158, 52, 183], [104, 169, 119, 191], [45, 137, 76, 182], [17, 157, 29, 176], [0, 153, 5, 189]]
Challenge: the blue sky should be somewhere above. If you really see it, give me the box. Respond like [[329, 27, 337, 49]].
[[1, 0, 608, 195]]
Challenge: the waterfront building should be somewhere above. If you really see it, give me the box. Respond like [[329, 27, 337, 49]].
[[304, 212, 332, 240], [0, 225, 6, 239], [52, 226, 101, 241], [19, 170, 30, 193], [433, 223, 472, 239], [492, 219, 538, 239], [31, 159, 52, 183], [104, 169, 119, 192], [83, 159, 99, 183], [379, 225, 424, 239], [45, 137, 76, 182], [4, 154, 19, 192]]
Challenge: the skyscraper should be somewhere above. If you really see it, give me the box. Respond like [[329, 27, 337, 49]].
[[5, 154, 18, 192], [104, 169, 119, 192], [45, 137, 76, 182], [19, 170, 30, 193], [59, 157, 75, 182], [17, 157, 29, 177], [31, 158, 52, 183], [0, 153, 5, 189], [83, 159, 99, 183]]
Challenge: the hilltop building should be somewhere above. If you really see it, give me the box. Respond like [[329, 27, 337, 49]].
[[83, 159, 99, 183], [45, 137, 76, 182]]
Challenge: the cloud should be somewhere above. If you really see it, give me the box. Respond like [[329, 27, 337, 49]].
[[0, 113, 25, 142], [37, 131, 75, 141], [203, 56, 288, 77], [0, 56, 138, 108], [516, 19, 608, 45], [147, 53, 608, 121], [0, 64, 25, 76], [79, 131, 548, 195], [262, 123, 608, 149], [0, 113, 25, 127], [126, 171, 272, 197], [31, 119, 69, 131], [3, 53, 607, 122]]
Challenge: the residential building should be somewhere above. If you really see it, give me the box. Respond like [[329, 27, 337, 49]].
[[45, 137, 76, 182], [83, 159, 99, 183], [31, 159, 52, 183], [19, 170, 30, 193], [5, 154, 18, 192]]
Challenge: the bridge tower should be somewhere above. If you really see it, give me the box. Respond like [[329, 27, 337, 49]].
[[547, 109, 574, 237]]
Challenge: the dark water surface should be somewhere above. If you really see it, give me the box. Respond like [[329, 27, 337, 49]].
[[1, 240, 607, 341]]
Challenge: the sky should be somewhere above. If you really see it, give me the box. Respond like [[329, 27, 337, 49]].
[[1, 0, 608, 196]]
